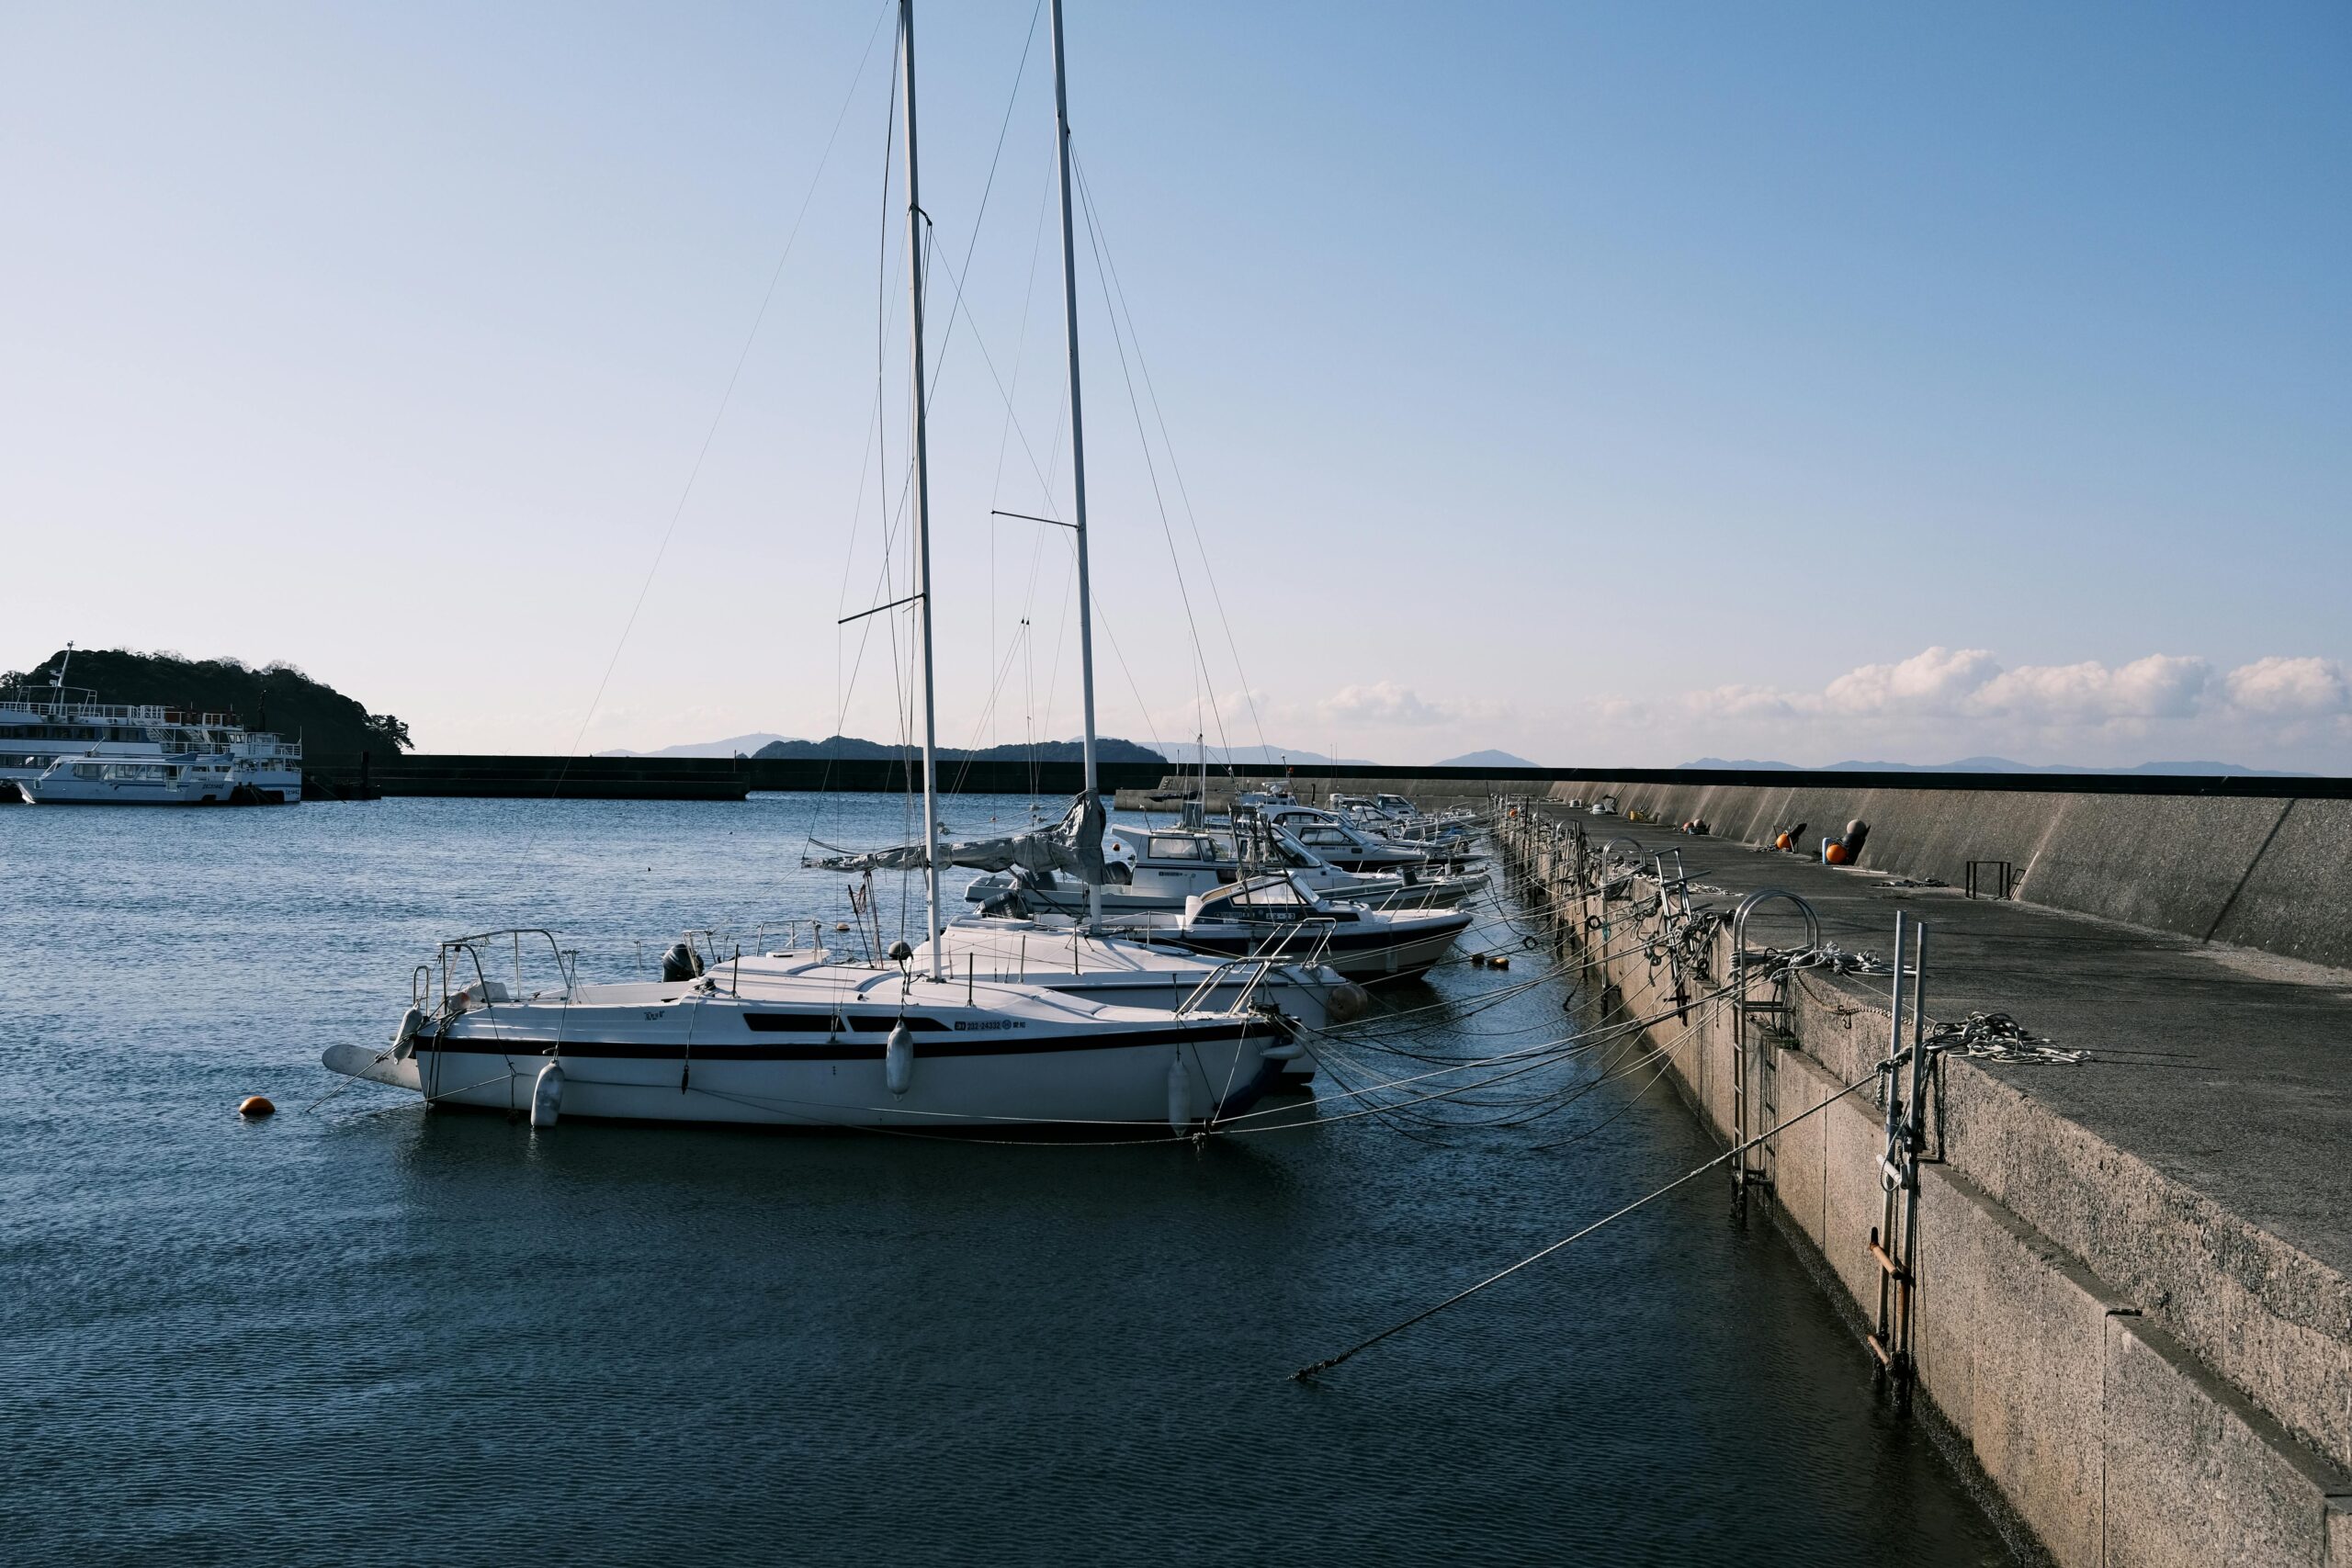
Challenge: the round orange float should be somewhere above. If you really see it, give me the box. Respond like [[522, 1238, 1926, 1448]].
[[1824, 842, 1851, 865], [1773, 832, 1793, 851], [238, 1095, 276, 1118]]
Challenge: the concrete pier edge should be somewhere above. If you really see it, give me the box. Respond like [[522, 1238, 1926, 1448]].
[[1494, 807, 2352, 1568]]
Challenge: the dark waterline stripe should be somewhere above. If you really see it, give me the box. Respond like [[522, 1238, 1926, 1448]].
[[417, 1022, 1275, 1062]]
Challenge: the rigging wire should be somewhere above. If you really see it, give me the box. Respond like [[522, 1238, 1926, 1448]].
[[523, 0, 895, 843], [815, 5, 1041, 872], [1070, 151, 1272, 762], [1069, 159, 1237, 766]]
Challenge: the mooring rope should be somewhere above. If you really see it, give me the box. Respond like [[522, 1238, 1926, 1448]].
[[1289, 1065, 1889, 1381]]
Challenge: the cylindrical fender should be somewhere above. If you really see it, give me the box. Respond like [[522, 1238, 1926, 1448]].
[[530, 1061, 564, 1128], [886, 1022, 915, 1098]]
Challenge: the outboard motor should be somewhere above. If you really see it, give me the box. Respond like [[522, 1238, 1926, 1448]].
[[660, 942, 704, 983]]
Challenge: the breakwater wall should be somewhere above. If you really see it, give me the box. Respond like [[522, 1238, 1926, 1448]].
[[1128, 766, 2352, 974], [1534, 773, 2352, 974], [304, 754, 1182, 800], [1495, 810, 2352, 1567]]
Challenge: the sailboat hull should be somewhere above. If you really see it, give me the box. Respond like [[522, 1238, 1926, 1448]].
[[401, 1032, 1282, 1128], [330, 986, 1290, 1131]]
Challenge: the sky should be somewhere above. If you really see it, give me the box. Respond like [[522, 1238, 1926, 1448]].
[[4, 1, 2347, 769]]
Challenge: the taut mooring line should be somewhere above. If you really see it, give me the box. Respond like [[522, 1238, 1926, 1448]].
[[1290, 1066, 1888, 1381]]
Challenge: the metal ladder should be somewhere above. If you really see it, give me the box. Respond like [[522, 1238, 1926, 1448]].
[[1870, 910, 1930, 1382], [1729, 889, 1818, 1216]]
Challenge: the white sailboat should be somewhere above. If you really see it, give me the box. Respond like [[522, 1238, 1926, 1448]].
[[322, 0, 1285, 1131], [899, 0, 1358, 1052]]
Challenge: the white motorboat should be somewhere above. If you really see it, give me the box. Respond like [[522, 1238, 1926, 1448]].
[[1230, 818, 1487, 908], [924, 915, 1352, 1027], [1252, 805, 1476, 875], [20, 746, 300, 806], [922, 916, 1357, 1081], [1109, 874, 1473, 982], [962, 820, 1481, 918], [2, 645, 301, 804], [1332, 792, 1479, 846]]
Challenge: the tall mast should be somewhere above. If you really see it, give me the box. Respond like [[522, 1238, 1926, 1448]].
[[899, 0, 945, 978], [1048, 0, 1103, 927]]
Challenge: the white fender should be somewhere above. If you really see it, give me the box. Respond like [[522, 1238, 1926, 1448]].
[[390, 1006, 426, 1060], [531, 1061, 564, 1127], [885, 1022, 914, 1098], [1166, 1049, 1193, 1133]]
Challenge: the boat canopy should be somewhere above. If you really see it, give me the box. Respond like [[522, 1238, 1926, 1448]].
[[812, 790, 1107, 884]]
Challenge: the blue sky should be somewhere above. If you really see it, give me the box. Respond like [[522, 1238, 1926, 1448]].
[[5, 2, 2346, 766]]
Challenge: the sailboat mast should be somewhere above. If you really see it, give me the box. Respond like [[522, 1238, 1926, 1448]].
[[1048, 0, 1103, 928], [899, 0, 945, 978]]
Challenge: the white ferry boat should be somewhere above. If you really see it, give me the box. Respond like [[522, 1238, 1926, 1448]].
[[1, 649, 302, 806]]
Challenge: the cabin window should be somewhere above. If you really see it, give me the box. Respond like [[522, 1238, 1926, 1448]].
[[1148, 836, 1211, 861]]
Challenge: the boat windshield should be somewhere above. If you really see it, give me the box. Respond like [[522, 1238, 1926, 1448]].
[[1193, 874, 1320, 918]]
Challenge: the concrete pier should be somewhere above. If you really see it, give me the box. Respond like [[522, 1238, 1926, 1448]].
[[1493, 796, 2352, 1566]]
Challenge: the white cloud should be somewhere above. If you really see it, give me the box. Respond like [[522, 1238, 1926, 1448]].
[[2223, 657, 2352, 716], [1824, 647, 2000, 715], [1969, 654, 2210, 720], [1324, 681, 1455, 728], [1574, 644, 2352, 768], [1681, 683, 1805, 720]]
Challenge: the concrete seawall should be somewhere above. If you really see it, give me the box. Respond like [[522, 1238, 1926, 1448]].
[[1136, 767, 2352, 973], [1533, 777, 2352, 973], [1494, 807, 2352, 1566]]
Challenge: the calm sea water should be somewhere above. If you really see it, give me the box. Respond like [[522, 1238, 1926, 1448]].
[[0, 795, 2018, 1565]]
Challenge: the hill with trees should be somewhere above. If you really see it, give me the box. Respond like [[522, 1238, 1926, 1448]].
[[6, 648, 412, 757]]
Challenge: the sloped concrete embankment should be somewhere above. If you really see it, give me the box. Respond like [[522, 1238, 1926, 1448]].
[[1544, 780, 2352, 973], [1496, 815, 2352, 1568]]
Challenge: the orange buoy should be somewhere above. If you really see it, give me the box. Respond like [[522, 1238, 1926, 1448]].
[[1824, 842, 1851, 865], [238, 1095, 276, 1118], [1774, 832, 1793, 851]]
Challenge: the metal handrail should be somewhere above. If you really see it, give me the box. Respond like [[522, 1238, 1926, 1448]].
[[435, 929, 571, 1006], [0, 695, 244, 727], [1728, 889, 1821, 1214], [1174, 915, 1339, 1018]]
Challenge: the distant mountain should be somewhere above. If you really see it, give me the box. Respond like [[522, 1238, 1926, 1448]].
[[1436, 749, 1538, 768], [1173, 745, 1379, 767], [6, 647, 409, 756], [597, 733, 797, 760], [1679, 756, 2304, 777], [754, 734, 1168, 764]]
